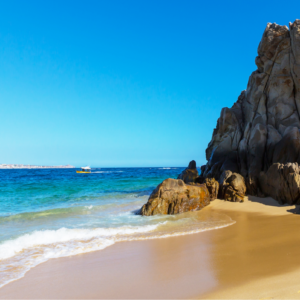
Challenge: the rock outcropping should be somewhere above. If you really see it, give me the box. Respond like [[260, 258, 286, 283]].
[[140, 178, 212, 216], [202, 20, 300, 204], [259, 163, 300, 204], [204, 178, 219, 200], [219, 171, 246, 202], [140, 20, 300, 215], [177, 160, 199, 183]]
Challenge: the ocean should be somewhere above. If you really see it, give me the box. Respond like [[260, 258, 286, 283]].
[[0, 167, 235, 288]]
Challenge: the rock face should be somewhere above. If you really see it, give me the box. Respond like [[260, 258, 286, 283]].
[[259, 163, 300, 204], [204, 178, 219, 200], [140, 178, 211, 216], [202, 20, 300, 203], [219, 171, 246, 202], [177, 160, 199, 183]]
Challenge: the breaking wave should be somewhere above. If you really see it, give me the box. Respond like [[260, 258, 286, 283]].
[[0, 212, 235, 289]]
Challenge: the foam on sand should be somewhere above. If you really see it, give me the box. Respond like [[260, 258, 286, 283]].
[[0, 210, 235, 289], [1, 197, 299, 299]]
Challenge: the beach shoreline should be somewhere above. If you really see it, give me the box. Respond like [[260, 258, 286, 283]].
[[1, 197, 300, 299]]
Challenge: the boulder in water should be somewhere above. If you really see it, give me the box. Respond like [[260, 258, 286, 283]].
[[140, 178, 211, 216]]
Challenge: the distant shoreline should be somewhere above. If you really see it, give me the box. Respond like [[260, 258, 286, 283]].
[[0, 164, 75, 169]]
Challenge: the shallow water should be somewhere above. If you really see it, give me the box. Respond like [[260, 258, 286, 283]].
[[0, 168, 235, 288]]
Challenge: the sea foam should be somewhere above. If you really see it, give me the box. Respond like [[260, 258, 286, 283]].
[[92, 171, 124, 173], [0, 223, 160, 288], [0, 224, 159, 260], [0, 217, 235, 289]]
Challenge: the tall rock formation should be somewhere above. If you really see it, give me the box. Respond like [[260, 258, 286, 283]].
[[203, 20, 300, 204]]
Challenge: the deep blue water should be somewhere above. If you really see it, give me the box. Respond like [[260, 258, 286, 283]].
[[0, 167, 182, 217]]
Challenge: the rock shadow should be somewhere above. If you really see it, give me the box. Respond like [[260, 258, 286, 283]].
[[247, 195, 300, 214]]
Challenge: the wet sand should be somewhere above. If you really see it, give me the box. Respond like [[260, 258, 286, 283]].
[[1, 196, 300, 299]]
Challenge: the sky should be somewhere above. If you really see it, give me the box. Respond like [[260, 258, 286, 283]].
[[0, 0, 299, 167]]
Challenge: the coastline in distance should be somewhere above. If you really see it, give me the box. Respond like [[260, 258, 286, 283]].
[[0, 164, 75, 169]]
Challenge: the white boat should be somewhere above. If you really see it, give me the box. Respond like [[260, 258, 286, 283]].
[[76, 166, 91, 173]]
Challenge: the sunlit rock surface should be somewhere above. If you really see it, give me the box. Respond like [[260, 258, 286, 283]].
[[140, 178, 211, 216]]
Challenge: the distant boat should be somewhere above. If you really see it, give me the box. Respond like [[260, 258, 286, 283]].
[[76, 166, 91, 173]]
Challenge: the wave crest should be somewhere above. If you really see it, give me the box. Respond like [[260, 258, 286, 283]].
[[0, 211, 235, 289]]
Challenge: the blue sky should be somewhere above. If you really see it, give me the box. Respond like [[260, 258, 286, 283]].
[[0, 0, 298, 167]]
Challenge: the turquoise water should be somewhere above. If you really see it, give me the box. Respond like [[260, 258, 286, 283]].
[[0, 168, 235, 288]]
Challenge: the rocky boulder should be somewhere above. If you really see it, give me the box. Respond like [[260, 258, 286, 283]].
[[259, 163, 300, 204], [201, 20, 300, 202], [205, 178, 219, 200], [140, 178, 211, 216], [177, 160, 199, 183], [219, 171, 246, 202]]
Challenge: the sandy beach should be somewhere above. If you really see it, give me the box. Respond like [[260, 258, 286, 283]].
[[1, 196, 300, 299]]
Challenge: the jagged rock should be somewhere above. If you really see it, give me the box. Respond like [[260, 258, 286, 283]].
[[218, 171, 246, 202], [188, 160, 196, 169], [177, 160, 199, 183], [140, 178, 211, 216], [218, 170, 233, 198], [205, 178, 219, 200], [259, 163, 300, 204], [202, 20, 300, 201]]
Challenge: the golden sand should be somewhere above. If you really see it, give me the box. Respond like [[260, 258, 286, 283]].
[[202, 196, 300, 299], [0, 196, 300, 299]]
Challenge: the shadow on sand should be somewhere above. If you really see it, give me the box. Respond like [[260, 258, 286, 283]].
[[247, 195, 300, 214]]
